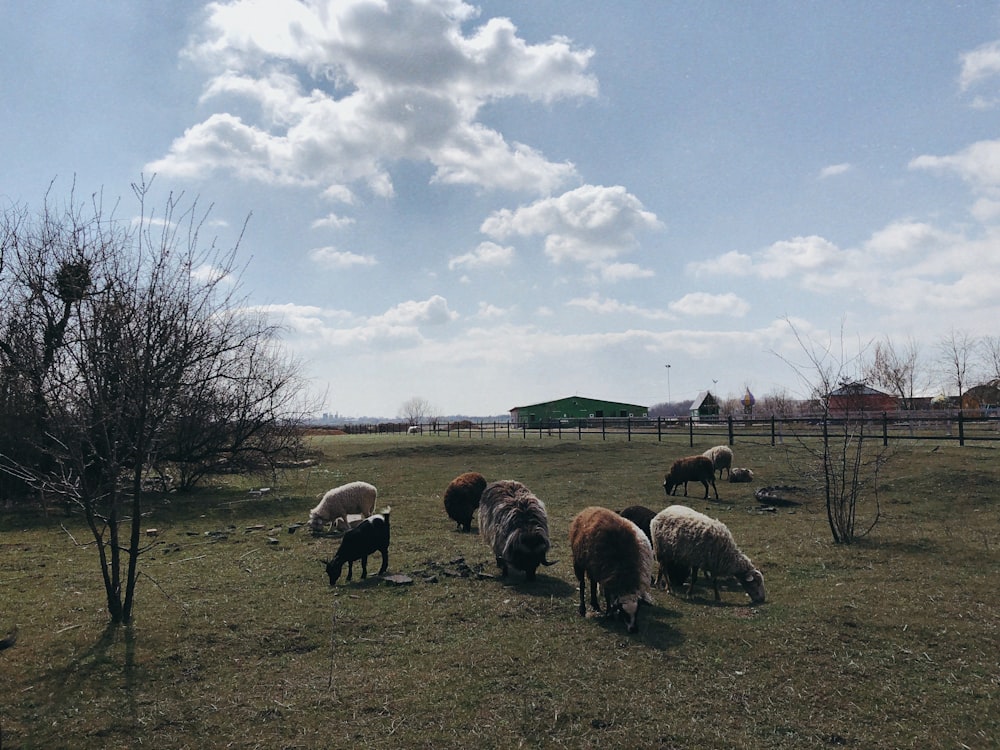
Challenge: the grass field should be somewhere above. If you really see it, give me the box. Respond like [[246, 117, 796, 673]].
[[0, 434, 997, 749]]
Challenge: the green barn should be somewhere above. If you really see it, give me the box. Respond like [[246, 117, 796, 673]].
[[510, 396, 649, 426]]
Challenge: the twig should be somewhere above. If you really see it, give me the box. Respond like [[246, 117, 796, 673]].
[[167, 555, 207, 565], [55, 623, 82, 635], [139, 571, 187, 610]]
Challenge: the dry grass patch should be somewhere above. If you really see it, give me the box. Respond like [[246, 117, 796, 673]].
[[0, 435, 997, 748]]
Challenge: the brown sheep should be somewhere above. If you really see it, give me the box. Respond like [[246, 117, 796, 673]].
[[663, 455, 719, 499], [444, 471, 487, 532], [478, 480, 555, 581], [570, 506, 654, 633]]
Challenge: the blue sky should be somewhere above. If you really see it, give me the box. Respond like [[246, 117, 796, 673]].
[[4, 2, 1000, 417]]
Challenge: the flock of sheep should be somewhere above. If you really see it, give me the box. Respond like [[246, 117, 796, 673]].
[[308, 445, 765, 633]]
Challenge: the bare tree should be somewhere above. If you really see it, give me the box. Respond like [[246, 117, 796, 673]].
[[980, 336, 1000, 384], [0, 179, 307, 624], [774, 319, 886, 544], [936, 329, 978, 405], [863, 336, 924, 410], [399, 396, 434, 425]]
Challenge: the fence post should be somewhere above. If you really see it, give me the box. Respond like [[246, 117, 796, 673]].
[[959, 410, 965, 446], [657, 417, 662, 442], [688, 418, 694, 447], [602, 418, 606, 440], [578, 419, 582, 440], [728, 415, 734, 445], [628, 418, 632, 442], [882, 412, 888, 447], [770, 415, 776, 446]]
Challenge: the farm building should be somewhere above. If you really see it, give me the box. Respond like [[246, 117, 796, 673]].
[[826, 382, 897, 415], [689, 390, 721, 421], [510, 396, 648, 426]]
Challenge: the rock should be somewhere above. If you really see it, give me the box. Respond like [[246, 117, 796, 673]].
[[382, 574, 413, 586]]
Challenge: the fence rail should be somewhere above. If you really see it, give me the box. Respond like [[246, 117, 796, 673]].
[[357, 411, 1000, 446]]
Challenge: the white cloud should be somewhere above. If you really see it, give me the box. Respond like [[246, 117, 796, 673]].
[[481, 184, 662, 275], [599, 262, 655, 282], [756, 236, 841, 279], [309, 246, 377, 269], [819, 163, 851, 179], [959, 40, 1000, 92], [190, 263, 235, 285], [374, 295, 458, 327], [150, 0, 596, 196], [669, 292, 750, 318], [321, 184, 356, 204], [448, 241, 514, 270], [567, 293, 673, 320], [311, 213, 356, 230], [909, 139, 1000, 190]]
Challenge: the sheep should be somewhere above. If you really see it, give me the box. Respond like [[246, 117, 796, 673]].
[[703, 445, 733, 479], [663, 455, 719, 499], [309, 481, 377, 533], [570, 507, 654, 633], [619, 504, 688, 589], [477, 480, 555, 581], [324, 510, 391, 585], [407, 425, 420, 434], [649, 504, 766, 604], [729, 467, 754, 483], [443, 471, 487, 532], [617, 505, 656, 544]]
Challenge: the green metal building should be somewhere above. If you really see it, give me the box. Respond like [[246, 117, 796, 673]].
[[510, 396, 649, 426]]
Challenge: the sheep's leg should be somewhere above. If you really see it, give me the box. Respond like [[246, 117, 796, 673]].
[[703, 477, 718, 499], [577, 573, 587, 616], [589, 577, 600, 612], [496, 556, 508, 577], [682, 481, 689, 496], [712, 573, 721, 601], [686, 567, 698, 598], [345, 560, 354, 582], [377, 548, 388, 576], [360, 555, 368, 579]]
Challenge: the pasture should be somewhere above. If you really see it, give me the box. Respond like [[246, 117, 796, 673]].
[[0, 435, 997, 749]]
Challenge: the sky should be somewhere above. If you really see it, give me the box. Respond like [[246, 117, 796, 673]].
[[4, 2, 1000, 418]]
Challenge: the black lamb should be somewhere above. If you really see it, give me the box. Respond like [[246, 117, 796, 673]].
[[325, 511, 390, 585]]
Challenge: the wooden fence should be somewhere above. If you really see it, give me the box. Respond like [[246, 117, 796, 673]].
[[391, 411, 1000, 446]]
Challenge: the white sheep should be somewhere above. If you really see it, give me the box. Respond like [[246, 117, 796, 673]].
[[649, 504, 766, 604], [702, 445, 733, 479], [729, 467, 754, 483], [308, 481, 377, 532]]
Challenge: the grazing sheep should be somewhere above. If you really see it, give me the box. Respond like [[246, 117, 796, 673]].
[[444, 471, 487, 532], [663, 455, 719, 499], [571, 507, 654, 633], [618, 505, 656, 544], [649, 505, 766, 604], [325, 510, 391, 585], [619, 504, 688, 589], [478, 480, 555, 581], [703, 445, 733, 479], [729, 467, 754, 483], [309, 481, 377, 533]]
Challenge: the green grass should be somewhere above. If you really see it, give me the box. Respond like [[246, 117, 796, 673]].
[[1, 435, 997, 749]]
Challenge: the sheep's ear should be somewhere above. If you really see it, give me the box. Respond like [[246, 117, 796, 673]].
[[745, 572, 756, 582]]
